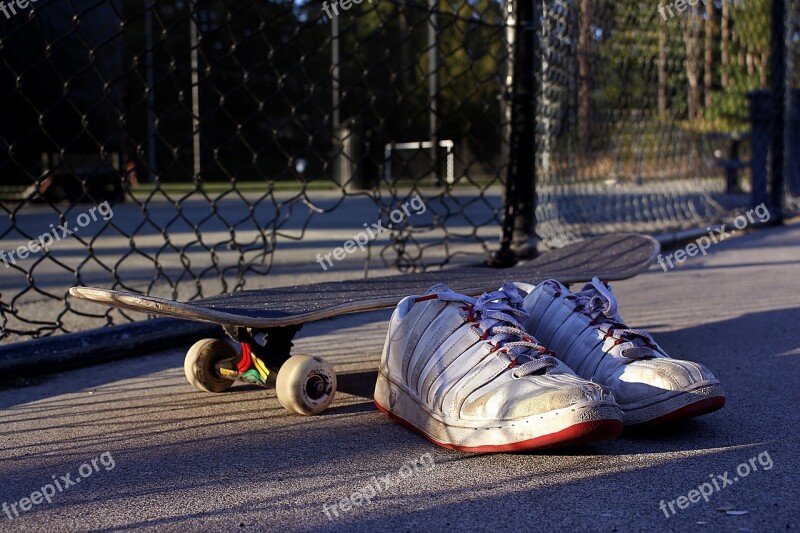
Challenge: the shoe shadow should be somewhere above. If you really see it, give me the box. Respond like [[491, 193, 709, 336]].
[[315, 370, 379, 416], [335, 370, 378, 399], [619, 418, 718, 445], [608, 305, 800, 453]]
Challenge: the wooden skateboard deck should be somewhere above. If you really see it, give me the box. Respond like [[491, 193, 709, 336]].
[[70, 234, 659, 329]]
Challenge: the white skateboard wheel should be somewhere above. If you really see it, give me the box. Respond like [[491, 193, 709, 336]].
[[276, 355, 337, 415], [184, 339, 237, 393]]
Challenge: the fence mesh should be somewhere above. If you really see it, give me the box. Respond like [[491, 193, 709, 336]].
[[533, 0, 785, 245], [0, 0, 795, 342]]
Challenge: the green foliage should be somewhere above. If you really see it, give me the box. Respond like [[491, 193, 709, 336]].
[[588, 0, 775, 138]]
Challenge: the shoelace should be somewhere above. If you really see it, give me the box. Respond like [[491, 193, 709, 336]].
[[424, 282, 557, 377], [567, 277, 657, 360]]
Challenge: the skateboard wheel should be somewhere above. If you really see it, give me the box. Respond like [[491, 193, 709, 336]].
[[275, 355, 337, 415], [184, 339, 237, 393]]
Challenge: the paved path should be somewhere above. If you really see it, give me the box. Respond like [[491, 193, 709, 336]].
[[1, 221, 798, 532]]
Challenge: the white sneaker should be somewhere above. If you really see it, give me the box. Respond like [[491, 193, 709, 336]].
[[521, 278, 725, 425], [374, 282, 623, 452]]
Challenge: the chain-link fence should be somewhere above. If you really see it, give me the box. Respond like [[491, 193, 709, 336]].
[[531, 0, 797, 246], [0, 0, 796, 342]]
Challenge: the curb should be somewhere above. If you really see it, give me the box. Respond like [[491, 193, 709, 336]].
[[654, 219, 776, 247], [0, 318, 222, 384]]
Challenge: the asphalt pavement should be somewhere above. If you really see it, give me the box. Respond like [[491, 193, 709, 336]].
[[1, 220, 798, 532]]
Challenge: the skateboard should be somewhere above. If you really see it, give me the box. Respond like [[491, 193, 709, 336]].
[[70, 233, 659, 416]]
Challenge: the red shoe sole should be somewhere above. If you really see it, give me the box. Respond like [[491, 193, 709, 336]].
[[374, 401, 623, 453], [632, 395, 726, 426]]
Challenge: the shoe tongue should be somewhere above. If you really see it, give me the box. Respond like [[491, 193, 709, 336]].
[[576, 279, 654, 351], [511, 282, 535, 297], [578, 277, 619, 319], [483, 282, 524, 306], [425, 283, 451, 295]]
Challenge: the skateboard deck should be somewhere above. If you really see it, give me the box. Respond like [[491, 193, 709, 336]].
[[70, 233, 658, 328]]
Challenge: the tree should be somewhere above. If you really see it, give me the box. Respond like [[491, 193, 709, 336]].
[[704, 0, 714, 111], [578, 0, 591, 153], [682, 4, 703, 122]]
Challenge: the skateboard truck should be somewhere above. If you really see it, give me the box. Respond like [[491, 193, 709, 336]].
[[211, 325, 301, 387], [183, 324, 337, 416], [223, 324, 301, 373]]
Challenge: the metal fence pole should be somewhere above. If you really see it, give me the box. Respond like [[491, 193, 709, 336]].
[[332, 14, 340, 132], [769, 0, 786, 224], [332, 14, 352, 189], [189, 1, 202, 180], [427, 0, 440, 185], [144, 0, 157, 182], [493, 0, 536, 267], [501, 0, 515, 187]]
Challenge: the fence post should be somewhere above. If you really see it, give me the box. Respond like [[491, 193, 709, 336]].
[[493, 0, 536, 267], [144, 0, 157, 182], [769, 0, 786, 224], [427, 0, 440, 185], [788, 89, 800, 198], [334, 122, 361, 190], [748, 90, 771, 209], [189, 0, 202, 181]]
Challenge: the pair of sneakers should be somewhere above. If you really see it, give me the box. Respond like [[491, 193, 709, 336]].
[[373, 279, 725, 452]]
